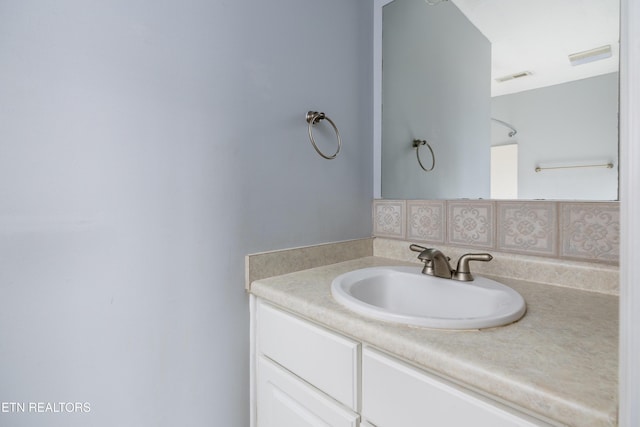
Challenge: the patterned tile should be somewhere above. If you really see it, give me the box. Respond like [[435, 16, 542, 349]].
[[560, 202, 619, 263], [497, 202, 557, 256], [447, 201, 495, 249], [373, 200, 406, 238], [371, 199, 620, 264], [407, 200, 445, 243]]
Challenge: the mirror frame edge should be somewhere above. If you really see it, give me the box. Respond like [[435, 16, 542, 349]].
[[373, 0, 395, 199]]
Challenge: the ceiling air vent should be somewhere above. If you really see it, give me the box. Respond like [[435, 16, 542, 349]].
[[495, 71, 532, 83], [568, 45, 612, 66]]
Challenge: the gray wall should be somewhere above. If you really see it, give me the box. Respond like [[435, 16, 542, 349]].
[[0, 1, 373, 426], [381, 0, 491, 199], [492, 73, 619, 200]]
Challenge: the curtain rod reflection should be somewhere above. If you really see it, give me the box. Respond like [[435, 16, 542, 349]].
[[491, 118, 517, 137]]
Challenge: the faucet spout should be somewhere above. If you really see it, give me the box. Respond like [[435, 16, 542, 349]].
[[423, 249, 453, 279], [410, 247, 453, 279]]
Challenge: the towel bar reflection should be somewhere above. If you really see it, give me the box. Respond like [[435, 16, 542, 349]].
[[413, 139, 435, 172], [306, 111, 341, 160], [535, 162, 614, 172]]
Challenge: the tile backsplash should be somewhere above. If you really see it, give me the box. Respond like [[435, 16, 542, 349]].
[[373, 199, 620, 265]]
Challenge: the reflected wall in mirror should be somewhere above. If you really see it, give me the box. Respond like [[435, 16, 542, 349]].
[[378, 0, 619, 200]]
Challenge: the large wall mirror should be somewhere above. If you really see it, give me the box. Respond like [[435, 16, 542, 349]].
[[374, 0, 620, 200]]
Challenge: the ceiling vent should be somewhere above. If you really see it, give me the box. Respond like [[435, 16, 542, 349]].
[[495, 71, 532, 83], [568, 45, 612, 66]]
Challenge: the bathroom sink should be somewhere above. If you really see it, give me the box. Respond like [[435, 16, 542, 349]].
[[331, 266, 526, 330]]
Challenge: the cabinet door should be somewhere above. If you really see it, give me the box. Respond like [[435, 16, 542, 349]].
[[257, 355, 360, 427], [362, 347, 550, 427]]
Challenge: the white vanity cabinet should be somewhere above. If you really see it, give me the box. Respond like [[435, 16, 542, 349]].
[[255, 300, 361, 427], [361, 347, 550, 427], [253, 299, 552, 427]]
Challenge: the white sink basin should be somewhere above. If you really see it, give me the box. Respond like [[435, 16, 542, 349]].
[[331, 266, 526, 330]]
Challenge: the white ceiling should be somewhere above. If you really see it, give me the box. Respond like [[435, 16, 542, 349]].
[[451, 0, 620, 97]]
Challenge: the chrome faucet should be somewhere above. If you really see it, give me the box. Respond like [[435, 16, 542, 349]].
[[409, 244, 493, 281]]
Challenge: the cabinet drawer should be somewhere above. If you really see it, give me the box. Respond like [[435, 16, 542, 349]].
[[257, 301, 360, 410], [257, 356, 360, 427], [362, 347, 550, 427]]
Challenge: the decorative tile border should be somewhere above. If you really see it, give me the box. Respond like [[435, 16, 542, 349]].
[[372, 199, 405, 238], [447, 200, 494, 249], [372, 199, 619, 264], [407, 200, 445, 243], [560, 202, 620, 262], [497, 201, 558, 256]]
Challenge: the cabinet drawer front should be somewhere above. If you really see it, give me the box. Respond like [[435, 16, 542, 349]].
[[257, 301, 359, 410], [362, 347, 550, 427], [257, 356, 360, 427]]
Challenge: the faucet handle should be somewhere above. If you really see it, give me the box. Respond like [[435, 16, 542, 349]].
[[409, 244, 430, 261], [453, 253, 493, 282], [409, 244, 435, 274]]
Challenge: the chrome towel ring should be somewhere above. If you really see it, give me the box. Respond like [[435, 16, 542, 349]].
[[306, 111, 342, 160], [412, 139, 435, 172]]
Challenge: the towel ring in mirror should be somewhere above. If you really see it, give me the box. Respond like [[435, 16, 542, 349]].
[[412, 139, 435, 172]]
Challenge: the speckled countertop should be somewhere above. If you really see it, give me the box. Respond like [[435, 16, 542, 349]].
[[250, 255, 618, 427]]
